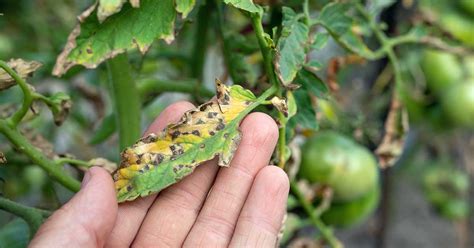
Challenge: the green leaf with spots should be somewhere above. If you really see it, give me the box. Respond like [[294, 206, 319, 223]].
[[113, 81, 271, 202], [276, 7, 310, 86], [223, 0, 261, 13], [53, 0, 175, 76]]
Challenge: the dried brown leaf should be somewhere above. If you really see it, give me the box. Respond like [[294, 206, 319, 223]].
[[375, 94, 409, 168], [0, 59, 42, 90]]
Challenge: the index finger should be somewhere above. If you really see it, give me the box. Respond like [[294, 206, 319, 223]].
[[105, 101, 195, 248]]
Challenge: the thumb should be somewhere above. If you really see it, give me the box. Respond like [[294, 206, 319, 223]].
[[30, 167, 118, 248]]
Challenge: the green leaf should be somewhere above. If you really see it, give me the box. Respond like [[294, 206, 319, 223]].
[[223, 0, 260, 13], [317, 3, 374, 58], [289, 88, 318, 130], [369, 0, 396, 14], [0, 219, 29, 248], [53, 0, 176, 76], [287, 91, 297, 119], [276, 7, 310, 86], [295, 68, 328, 98], [176, 0, 196, 18], [311, 32, 329, 51], [89, 113, 117, 145], [305, 60, 323, 71], [318, 3, 352, 36], [114, 81, 267, 202]]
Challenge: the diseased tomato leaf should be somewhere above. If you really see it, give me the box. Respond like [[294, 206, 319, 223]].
[[53, 0, 176, 76], [97, 0, 140, 23], [114, 80, 259, 202]]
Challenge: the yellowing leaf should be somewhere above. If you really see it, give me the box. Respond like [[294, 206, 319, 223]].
[[114, 80, 264, 202], [97, 0, 140, 23]]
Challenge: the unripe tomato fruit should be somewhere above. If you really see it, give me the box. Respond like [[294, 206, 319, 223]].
[[298, 131, 379, 202], [420, 50, 462, 94], [423, 164, 470, 220], [459, 0, 474, 17], [441, 78, 474, 128], [441, 13, 474, 47], [321, 186, 380, 227]]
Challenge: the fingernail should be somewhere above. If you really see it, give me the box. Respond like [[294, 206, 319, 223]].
[[81, 168, 93, 188]]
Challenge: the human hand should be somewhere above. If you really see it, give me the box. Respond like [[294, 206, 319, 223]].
[[30, 101, 289, 248]]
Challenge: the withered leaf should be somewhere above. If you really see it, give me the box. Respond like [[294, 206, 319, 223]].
[[375, 94, 409, 168], [0, 59, 42, 91], [114, 80, 259, 202], [0, 152, 6, 164], [89, 158, 118, 173]]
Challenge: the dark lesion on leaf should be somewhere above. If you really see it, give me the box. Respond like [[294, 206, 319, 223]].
[[154, 153, 164, 164], [171, 130, 181, 139], [139, 134, 158, 143], [192, 130, 200, 136]]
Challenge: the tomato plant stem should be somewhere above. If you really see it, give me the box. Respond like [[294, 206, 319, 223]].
[[250, 11, 289, 169], [290, 180, 343, 248], [0, 120, 81, 191], [106, 53, 141, 151], [0, 196, 51, 238], [191, 1, 210, 82], [0, 60, 33, 126], [137, 78, 214, 98], [55, 158, 90, 168]]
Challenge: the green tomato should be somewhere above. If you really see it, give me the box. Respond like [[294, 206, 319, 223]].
[[439, 199, 469, 220], [299, 131, 379, 202], [0, 34, 13, 56], [423, 164, 470, 220], [22, 165, 48, 188], [421, 50, 462, 93], [441, 13, 474, 47], [321, 186, 380, 227], [464, 56, 474, 78], [441, 78, 474, 128], [459, 0, 474, 16]]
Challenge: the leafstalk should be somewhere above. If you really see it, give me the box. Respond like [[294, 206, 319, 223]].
[[249, 10, 288, 169], [0, 60, 33, 126], [0, 120, 81, 191], [0, 61, 81, 191], [0, 197, 51, 237], [137, 78, 214, 98], [290, 180, 343, 248], [106, 54, 141, 151]]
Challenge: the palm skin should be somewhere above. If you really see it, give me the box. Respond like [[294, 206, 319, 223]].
[[30, 101, 289, 248]]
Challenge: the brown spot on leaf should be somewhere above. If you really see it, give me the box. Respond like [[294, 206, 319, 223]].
[[171, 131, 181, 139], [86, 48, 93, 54], [216, 122, 225, 131], [192, 130, 200, 136]]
